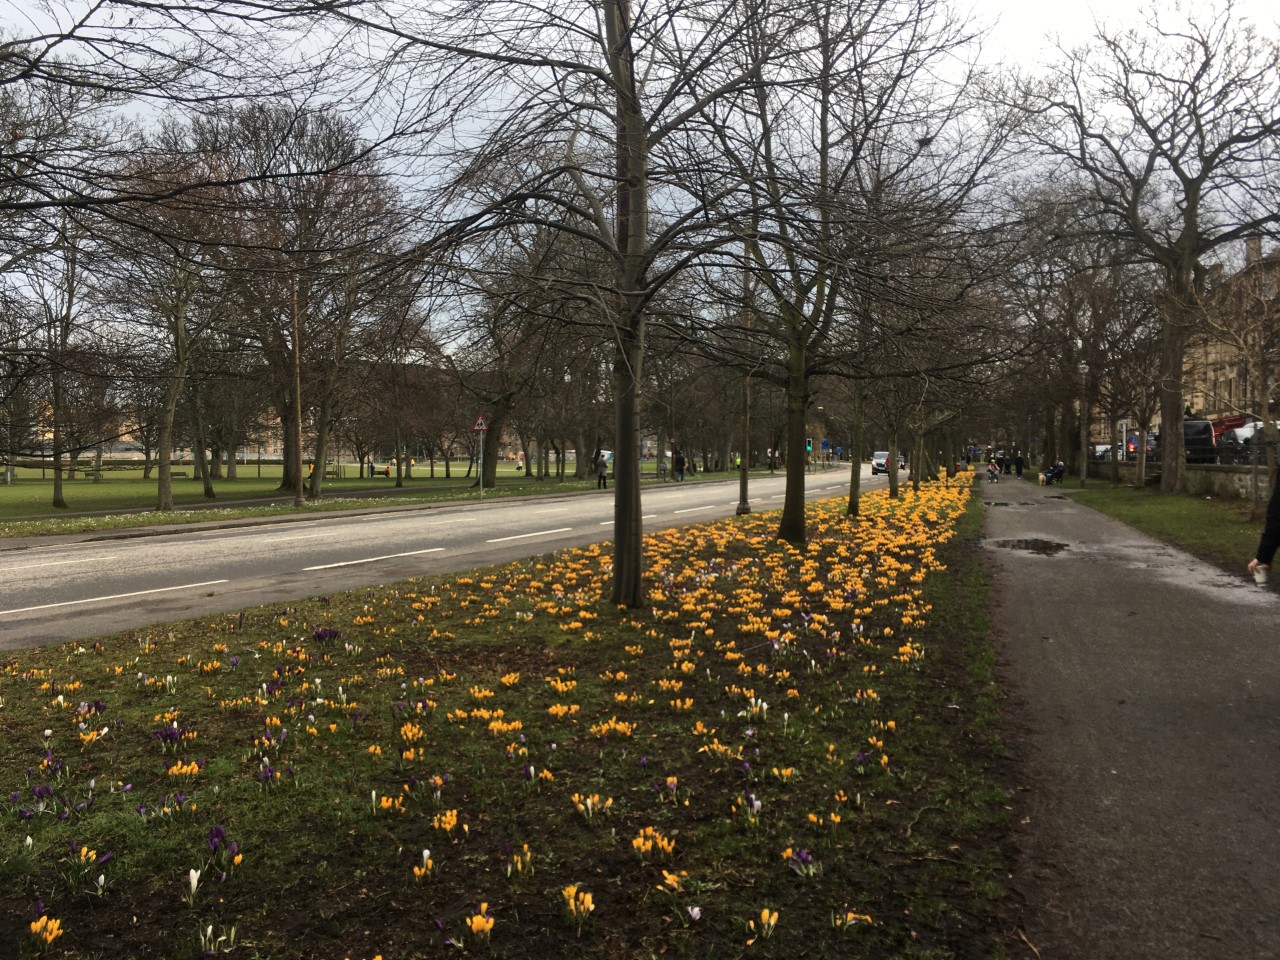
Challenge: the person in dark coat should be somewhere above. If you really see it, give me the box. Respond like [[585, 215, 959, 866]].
[[1248, 467, 1280, 580]]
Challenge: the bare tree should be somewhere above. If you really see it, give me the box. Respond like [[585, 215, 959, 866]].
[[278, 0, 794, 603], [688, 0, 1019, 540], [1022, 2, 1280, 492]]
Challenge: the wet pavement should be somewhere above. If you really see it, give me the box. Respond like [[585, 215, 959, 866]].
[[983, 477, 1279, 960]]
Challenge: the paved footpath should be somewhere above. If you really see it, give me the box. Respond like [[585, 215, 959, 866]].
[[983, 477, 1279, 960]]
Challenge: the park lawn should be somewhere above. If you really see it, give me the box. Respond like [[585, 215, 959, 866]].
[[0, 464, 793, 540], [1065, 483, 1264, 574], [0, 460, 524, 519], [0, 482, 1013, 960]]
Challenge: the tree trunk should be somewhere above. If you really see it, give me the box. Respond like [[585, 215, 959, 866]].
[[576, 428, 590, 480], [188, 390, 215, 500], [911, 433, 924, 493], [845, 387, 865, 517], [309, 392, 334, 500], [50, 367, 67, 509], [1136, 414, 1152, 486], [1158, 302, 1190, 492], [279, 398, 303, 494], [776, 332, 808, 544], [1077, 397, 1089, 487], [155, 354, 189, 511], [611, 331, 646, 606], [887, 426, 900, 499], [482, 418, 504, 489]]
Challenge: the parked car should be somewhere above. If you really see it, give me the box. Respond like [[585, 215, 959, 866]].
[[1150, 420, 1218, 464], [1125, 432, 1158, 461], [1219, 421, 1278, 464]]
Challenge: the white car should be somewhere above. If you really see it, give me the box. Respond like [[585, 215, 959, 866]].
[[871, 451, 902, 475]]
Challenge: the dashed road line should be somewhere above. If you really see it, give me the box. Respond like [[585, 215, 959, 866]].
[[486, 528, 573, 543], [0, 580, 230, 617], [6, 556, 118, 571], [305, 548, 445, 570]]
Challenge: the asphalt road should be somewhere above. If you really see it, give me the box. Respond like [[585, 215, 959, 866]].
[[984, 477, 1280, 960], [0, 467, 877, 649]]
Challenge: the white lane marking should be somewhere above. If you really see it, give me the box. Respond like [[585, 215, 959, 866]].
[[770, 494, 786, 499], [260, 532, 332, 543], [6, 556, 118, 571], [599, 520, 614, 525], [486, 527, 572, 543], [673, 505, 718, 514], [0, 580, 230, 616], [304, 548, 445, 570]]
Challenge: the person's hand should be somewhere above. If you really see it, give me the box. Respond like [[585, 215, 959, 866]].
[[1248, 558, 1262, 574]]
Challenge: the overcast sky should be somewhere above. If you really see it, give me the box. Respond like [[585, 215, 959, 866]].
[[974, 0, 1279, 70]]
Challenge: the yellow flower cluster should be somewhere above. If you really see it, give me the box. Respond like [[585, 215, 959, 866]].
[[632, 826, 675, 860], [29, 915, 63, 945]]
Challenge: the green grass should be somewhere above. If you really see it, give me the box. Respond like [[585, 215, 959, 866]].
[[1064, 484, 1264, 573], [0, 482, 1012, 959], [1, 460, 553, 517]]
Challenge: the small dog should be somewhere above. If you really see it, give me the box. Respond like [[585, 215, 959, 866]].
[[1038, 472, 1046, 486]]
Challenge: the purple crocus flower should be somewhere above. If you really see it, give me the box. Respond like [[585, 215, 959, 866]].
[[208, 826, 227, 853]]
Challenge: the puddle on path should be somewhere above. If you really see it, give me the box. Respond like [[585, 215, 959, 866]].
[[990, 538, 1069, 556]]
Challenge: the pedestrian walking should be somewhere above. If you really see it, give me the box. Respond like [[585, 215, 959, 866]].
[[674, 451, 686, 482], [596, 452, 608, 490], [1247, 465, 1280, 584]]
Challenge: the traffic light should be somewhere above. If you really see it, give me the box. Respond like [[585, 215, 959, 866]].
[[806, 438, 813, 452]]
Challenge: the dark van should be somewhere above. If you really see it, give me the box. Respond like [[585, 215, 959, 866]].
[[1182, 419, 1217, 463]]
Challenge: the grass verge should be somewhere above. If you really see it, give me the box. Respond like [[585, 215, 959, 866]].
[[1064, 484, 1265, 573], [1, 481, 1009, 959]]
